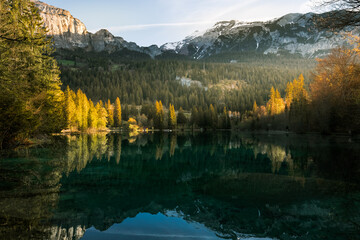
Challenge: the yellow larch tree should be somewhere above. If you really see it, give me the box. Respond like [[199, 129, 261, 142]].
[[154, 100, 164, 129], [88, 99, 98, 129], [114, 97, 122, 127], [96, 101, 108, 129], [106, 99, 114, 127], [168, 103, 177, 129], [64, 86, 77, 130]]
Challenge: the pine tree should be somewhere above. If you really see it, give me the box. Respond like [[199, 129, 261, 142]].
[[285, 81, 294, 110], [209, 104, 218, 129], [0, 0, 64, 147], [190, 106, 199, 128], [220, 107, 231, 129], [114, 97, 122, 127], [267, 87, 276, 115], [168, 103, 177, 129], [177, 107, 187, 125]]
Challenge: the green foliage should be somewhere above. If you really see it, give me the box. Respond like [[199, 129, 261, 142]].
[[177, 107, 188, 125], [220, 107, 231, 129], [209, 104, 218, 129], [0, 0, 64, 147], [57, 51, 314, 113]]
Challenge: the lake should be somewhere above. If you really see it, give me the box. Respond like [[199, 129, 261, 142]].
[[0, 132, 359, 240]]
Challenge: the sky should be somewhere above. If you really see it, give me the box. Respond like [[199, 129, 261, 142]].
[[44, 0, 315, 47]]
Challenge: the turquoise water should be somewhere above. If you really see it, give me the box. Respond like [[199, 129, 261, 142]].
[[0, 132, 359, 240]]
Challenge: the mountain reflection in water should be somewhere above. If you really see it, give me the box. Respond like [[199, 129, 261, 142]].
[[0, 132, 359, 240]]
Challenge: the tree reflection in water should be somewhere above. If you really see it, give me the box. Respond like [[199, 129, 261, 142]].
[[0, 132, 359, 240]]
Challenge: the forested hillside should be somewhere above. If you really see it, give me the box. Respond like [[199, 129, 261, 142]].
[[57, 50, 315, 112], [1, 0, 359, 149]]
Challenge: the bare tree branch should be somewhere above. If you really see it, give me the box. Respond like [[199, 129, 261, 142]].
[[314, 0, 360, 29]]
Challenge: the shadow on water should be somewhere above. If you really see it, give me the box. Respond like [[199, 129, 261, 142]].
[[0, 132, 360, 239]]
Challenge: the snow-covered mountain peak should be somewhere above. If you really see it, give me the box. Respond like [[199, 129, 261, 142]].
[[160, 11, 358, 59]]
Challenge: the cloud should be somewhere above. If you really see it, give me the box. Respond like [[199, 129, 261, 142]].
[[98, 21, 215, 32], [91, 0, 261, 33], [207, 0, 260, 21], [300, 0, 315, 12]]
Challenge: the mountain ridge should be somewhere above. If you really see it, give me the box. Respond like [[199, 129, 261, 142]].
[[31, 0, 162, 58], [161, 11, 358, 59], [33, 0, 358, 60]]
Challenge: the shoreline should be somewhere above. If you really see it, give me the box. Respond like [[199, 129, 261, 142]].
[[2, 129, 357, 151]]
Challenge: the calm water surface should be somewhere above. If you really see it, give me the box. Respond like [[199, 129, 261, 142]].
[[0, 132, 359, 240]]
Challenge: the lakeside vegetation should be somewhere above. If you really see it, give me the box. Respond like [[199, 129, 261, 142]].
[[244, 46, 360, 134], [1, 0, 360, 149]]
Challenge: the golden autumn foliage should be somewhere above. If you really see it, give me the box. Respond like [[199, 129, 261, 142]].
[[168, 103, 177, 129], [285, 74, 308, 109], [267, 87, 285, 116], [114, 97, 122, 127], [64, 86, 77, 130], [105, 99, 114, 127], [249, 42, 360, 133], [252, 101, 258, 114], [95, 101, 108, 129], [128, 117, 140, 133], [311, 47, 360, 132], [154, 100, 164, 129], [63, 87, 108, 131]]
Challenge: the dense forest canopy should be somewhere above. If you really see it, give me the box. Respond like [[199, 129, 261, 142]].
[[56, 49, 315, 112], [0, 0, 64, 147]]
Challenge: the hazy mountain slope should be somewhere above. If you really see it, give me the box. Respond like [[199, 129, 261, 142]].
[[161, 12, 359, 59]]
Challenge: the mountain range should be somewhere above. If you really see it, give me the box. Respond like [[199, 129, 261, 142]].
[[32, 0, 358, 60]]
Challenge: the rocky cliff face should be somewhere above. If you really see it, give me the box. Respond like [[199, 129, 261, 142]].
[[161, 12, 359, 59], [32, 0, 90, 49], [32, 0, 161, 57]]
